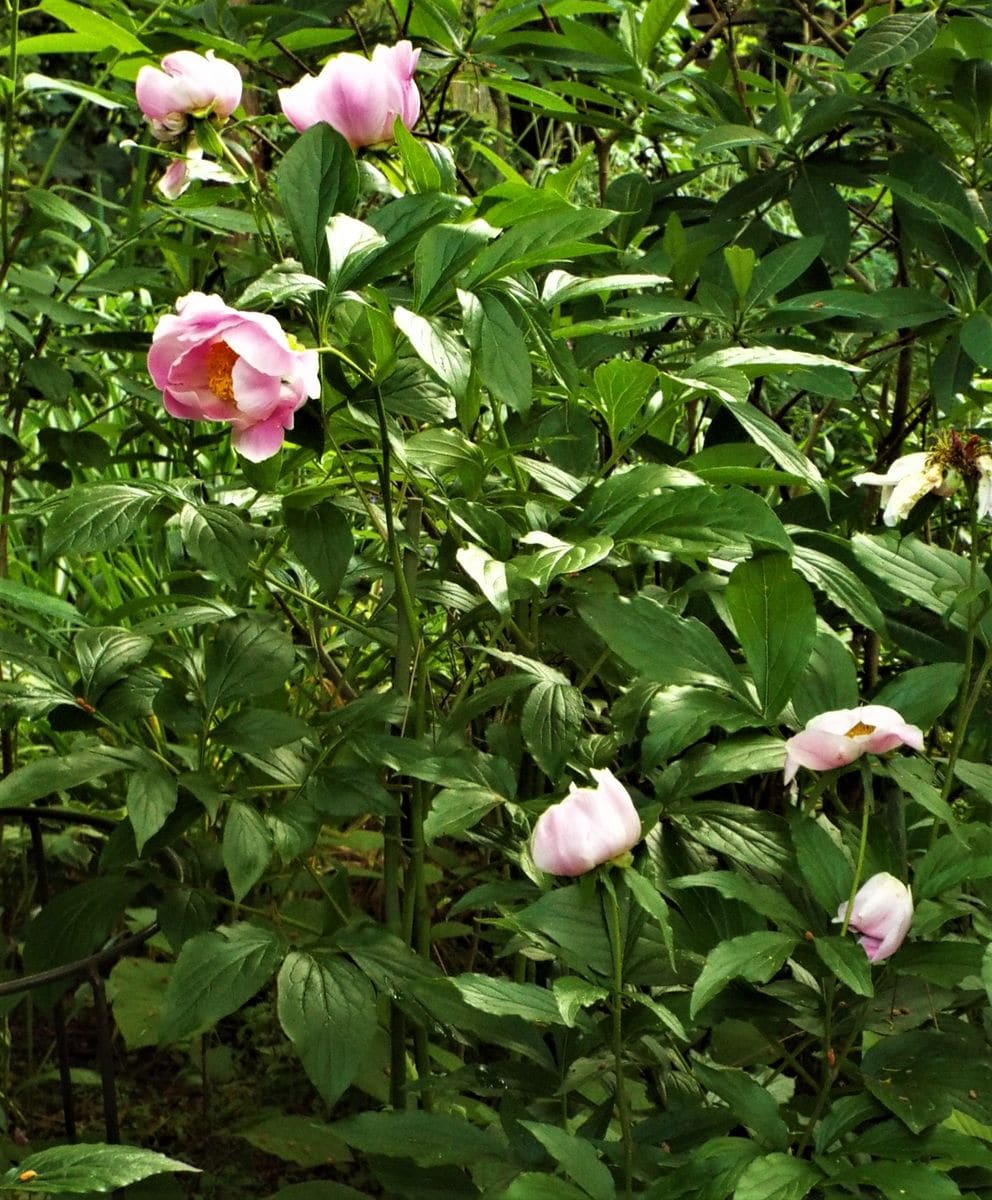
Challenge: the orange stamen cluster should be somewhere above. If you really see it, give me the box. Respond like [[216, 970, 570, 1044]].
[[206, 340, 238, 405], [845, 721, 875, 738]]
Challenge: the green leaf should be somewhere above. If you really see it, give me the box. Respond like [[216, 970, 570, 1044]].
[[276, 124, 358, 276], [463, 290, 533, 412], [693, 1061, 789, 1150], [0, 1143, 195, 1193], [521, 679, 582, 779], [277, 951, 377, 1106], [179, 503, 253, 586], [791, 816, 851, 913], [405, 427, 485, 494], [579, 592, 750, 701], [414, 221, 496, 312], [828, 1162, 962, 1200], [264, 1182, 368, 1200], [324, 214, 388, 292], [625, 869, 674, 966], [331, 1111, 506, 1167], [518, 1121, 615, 1200], [638, 0, 686, 60], [38, 0, 147, 51], [283, 499, 353, 601], [862, 1030, 992, 1133], [392, 117, 443, 191], [592, 359, 658, 438], [457, 544, 512, 615], [240, 1116, 351, 1169], [24, 877, 140, 979], [74, 627, 153, 702], [725, 553, 816, 721], [450, 975, 566, 1025], [107, 958, 172, 1050], [668, 872, 804, 933], [672, 801, 790, 873], [500, 1176, 588, 1200], [158, 924, 283, 1043], [690, 932, 796, 1018], [127, 769, 178, 854], [873, 662, 963, 728], [0, 577, 87, 625], [844, 9, 938, 73], [732, 1152, 820, 1200], [224, 802, 273, 901], [960, 311, 992, 368], [748, 237, 824, 307], [696, 125, 778, 154], [789, 172, 849, 270], [45, 484, 158, 557], [513, 532, 613, 590], [0, 746, 136, 807], [203, 617, 296, 712], [814, 935, 873, 997], [792, 542, 887, 633], [394, 306, 470, 402]]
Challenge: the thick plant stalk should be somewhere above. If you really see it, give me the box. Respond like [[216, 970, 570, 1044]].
[[603, 875, 633, 1198]]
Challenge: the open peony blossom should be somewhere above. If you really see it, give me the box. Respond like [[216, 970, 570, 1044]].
[[853, 434, 992, 526], [136, 50, 242, 140], [783, 704, 924, 785], [852, 452, 955, 527], [148, 293, 320, 461], [834, 872, 913, 962], [531, 768, 641, 877], [279, 41, 421, 149]]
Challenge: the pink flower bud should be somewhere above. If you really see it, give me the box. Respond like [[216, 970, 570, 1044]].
[[783, 704, 924, 784], [834, 872, 913, 962], [147, 293, 320, 462], [136, 50, 242, 139], [279, 40, 421, 149], [530, 769, 641, 877]]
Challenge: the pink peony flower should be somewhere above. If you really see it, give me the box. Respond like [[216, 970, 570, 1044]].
[[148, 293, 320, 461], [783, 704, 924, 785], [136, 50, 242, 140], [531, 768, 641, 877], [834, 872, 913, 962], [279, 40, 421, 149]]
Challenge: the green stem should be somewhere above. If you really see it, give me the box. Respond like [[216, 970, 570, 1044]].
[[841, 761, 874, 938], [1, 0, 20, 260], [603, 875, 633, 1199], [932, 494, 990, 844]]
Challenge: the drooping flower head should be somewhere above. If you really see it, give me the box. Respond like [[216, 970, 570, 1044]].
[[136, 50, 242, 141], [148, 293, 320, 461], [279, 40, 421, 149], [853, 431, 992, 526], [835, 872, 913, 962], [530, 768, 641, 877], [783, 704, 924, 785]]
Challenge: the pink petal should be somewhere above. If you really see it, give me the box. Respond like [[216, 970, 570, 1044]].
[[230, 357, 283, 420], [230, 415, 289, 462], [783, 729, 864, 783], [279, 74, 324, 132]]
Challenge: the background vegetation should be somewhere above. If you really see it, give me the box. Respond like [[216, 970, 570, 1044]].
[[3, 0, 992, 1196]]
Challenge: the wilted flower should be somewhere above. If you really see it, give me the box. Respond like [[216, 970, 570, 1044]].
[[156, 140, 238, 199], [147, 292, 320, 461], [136, 50, 242, 141], [783, 704, 924, 785], [854, 432, 992, 526], [834, 872, 913, 962], [530, 768, 641, 877], [279, 41, 421, 149]]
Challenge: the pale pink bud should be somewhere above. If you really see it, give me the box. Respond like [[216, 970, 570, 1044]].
[[530, 769, 641, 877], [136, 50, 242, 139], [783, 704, 924, 784], [834, 872, 913, 962], [278, 40, 421, 149], [147, 293, 320, 462]]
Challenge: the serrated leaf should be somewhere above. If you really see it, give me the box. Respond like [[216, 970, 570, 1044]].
[[127, 769, 178, 853], [277, 951, 377, 1106], [0, 1143, 196, 1193], [732, 1151, 820, 1200], [814, 935, 873, 997], [203, 617, 295, 712], [224, 802, 272, 901], [394, 305, 470, 401], [283, 499, 353, 601], [521, 679, 583, 779], [451, 975, 565, 1024], [159, 924, 283, 1043], [74, 627, 153, 701], [45, 484, 158, 557]]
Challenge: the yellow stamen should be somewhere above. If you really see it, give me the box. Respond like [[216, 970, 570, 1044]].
[[845, 721, 875, 738], [206, 340, 238, 405]]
